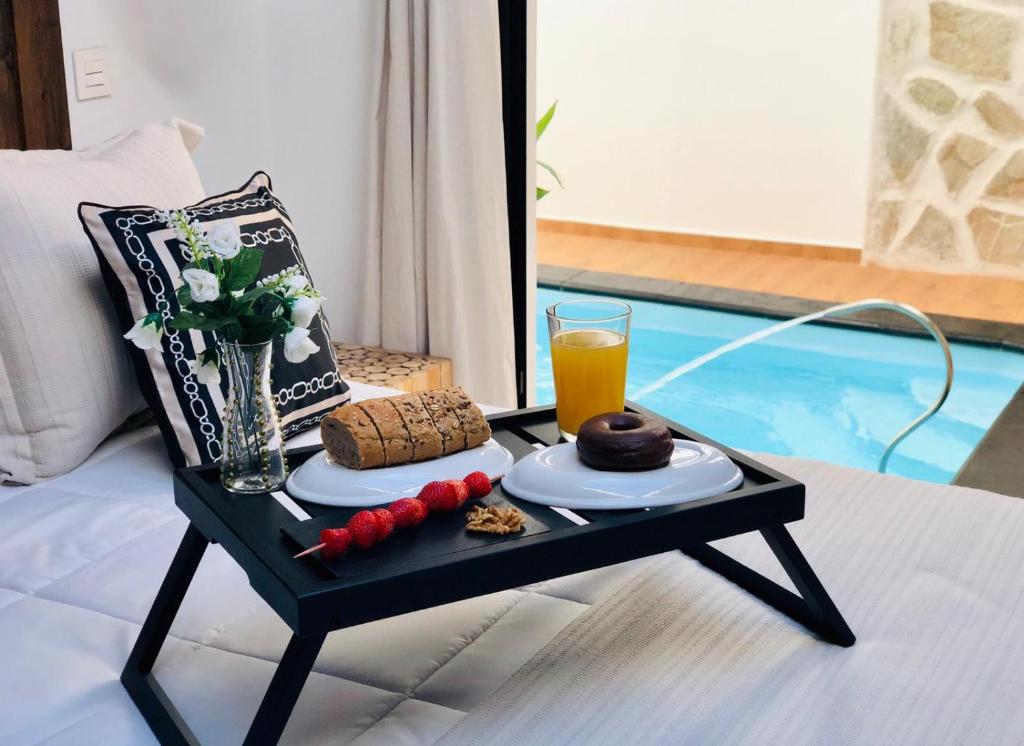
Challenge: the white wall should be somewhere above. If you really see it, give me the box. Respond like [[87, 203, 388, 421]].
[[536, 0, 882, 249], [57, 0, 378, 339]]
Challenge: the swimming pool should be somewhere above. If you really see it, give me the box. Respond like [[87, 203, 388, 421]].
[[536, 287, 1024, 483]]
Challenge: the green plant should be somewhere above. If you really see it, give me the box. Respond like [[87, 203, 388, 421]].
[[536, 100, 564, 200]]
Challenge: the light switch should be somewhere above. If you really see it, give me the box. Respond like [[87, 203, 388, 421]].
[[73, 48, 111, 101]]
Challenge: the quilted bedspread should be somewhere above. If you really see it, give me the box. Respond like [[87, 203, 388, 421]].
[[444, 458, 1024, 745], [2, 381, 1022, 744], [0, 383, 640, 744]]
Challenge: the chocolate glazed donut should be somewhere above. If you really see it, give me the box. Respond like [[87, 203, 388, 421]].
[[576, 412, 675, 471]]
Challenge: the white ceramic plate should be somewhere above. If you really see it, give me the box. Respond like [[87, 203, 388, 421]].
[[286, 439, 516, 507], [500, 440, 743, 510]]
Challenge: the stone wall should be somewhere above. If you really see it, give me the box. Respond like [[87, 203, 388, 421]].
[[866, 0, 1024, 275]]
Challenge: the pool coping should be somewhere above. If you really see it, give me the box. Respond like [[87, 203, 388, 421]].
[[538, 264, 1024, 497]]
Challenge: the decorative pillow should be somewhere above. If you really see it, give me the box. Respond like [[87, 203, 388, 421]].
[[80, 172, 350, 468], [0, 119, 206, 484]]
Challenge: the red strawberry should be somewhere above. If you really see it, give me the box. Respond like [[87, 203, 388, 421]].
[[410, 498, 429, 525], [347, 510, 379, 550], [445, 479, 470, 507], [463, 471, 492, 499], [388, 497, 427, 529], [372, 508, 395, 541], [418, 480, 459, 513], [319, 528, 352, 560]]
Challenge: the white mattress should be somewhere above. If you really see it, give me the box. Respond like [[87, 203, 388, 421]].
[[1, 382, 1021, 744]]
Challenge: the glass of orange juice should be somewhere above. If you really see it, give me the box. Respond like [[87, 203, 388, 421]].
[[546, 298, 632, 440]]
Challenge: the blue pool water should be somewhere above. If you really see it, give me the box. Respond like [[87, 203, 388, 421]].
[[537, 287, 1024, 483]]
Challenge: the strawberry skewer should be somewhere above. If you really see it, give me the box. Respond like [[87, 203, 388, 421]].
[[292, 471, 501, 559]]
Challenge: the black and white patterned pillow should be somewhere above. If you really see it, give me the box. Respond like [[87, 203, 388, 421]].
[[80, 171, 350, 467]]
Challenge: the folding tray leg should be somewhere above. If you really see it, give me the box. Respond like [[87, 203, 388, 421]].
[[242, 633, 326, 746], [122, 522, 327, 745], [683, 523, 855, 647], [121, 522, 209, 745]]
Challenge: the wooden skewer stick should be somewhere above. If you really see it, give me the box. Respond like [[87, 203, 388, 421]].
[[294, 543, 326, 559], [292, 472, 506, 559]]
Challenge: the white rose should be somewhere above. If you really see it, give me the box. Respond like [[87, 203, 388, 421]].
[[124, 316, 163, 350], [290, 295, 321, 328], [182, 268, 220, 302], [189, 357, 222, 386], [283, 326, 320, 363], [206, 221, 242, 259], [284, 274, 309, 296]]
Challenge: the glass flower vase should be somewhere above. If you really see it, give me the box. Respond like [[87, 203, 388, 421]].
[[220, 340, 287, 493]]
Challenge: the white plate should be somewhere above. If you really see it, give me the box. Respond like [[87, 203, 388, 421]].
[[286, 439, 516, 507], [500, 440, 743, 510]]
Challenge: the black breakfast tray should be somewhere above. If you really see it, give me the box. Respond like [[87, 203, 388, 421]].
[[122, 401, 854, 746]]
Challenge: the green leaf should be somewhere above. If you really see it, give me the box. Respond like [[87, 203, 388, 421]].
[[184, 300, 225, 319], [537, 187, 550, 200], [199, 347, 219, 367], [536, 100, 558, 140], [236, 286, 272, 306], [270, 316, 291, 337], [222, 320, 243, 342], [167, 311, 198, 330], [537, 160, 564, 189], [251, 293, 287, 319], [236, 314, 290, 345], [223, 248, 263, 291], [142, 312, 163, 328], [169, 310, 230, 332], [175, 285, 192, 306]]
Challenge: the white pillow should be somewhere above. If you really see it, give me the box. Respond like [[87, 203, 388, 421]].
[[0, 119, 206, 483]]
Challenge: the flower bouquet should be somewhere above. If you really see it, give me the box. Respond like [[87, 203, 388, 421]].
[[124, 210, 323, 493]]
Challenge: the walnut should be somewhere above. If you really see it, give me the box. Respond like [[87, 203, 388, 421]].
[[465, 504, 525, 534]]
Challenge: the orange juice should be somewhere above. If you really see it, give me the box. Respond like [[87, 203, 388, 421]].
[[550, 329, 629, 436]]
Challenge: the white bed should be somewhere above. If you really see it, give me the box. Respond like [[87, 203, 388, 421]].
[[2, 381, 1022, 744], [0, 382, 616, 744]]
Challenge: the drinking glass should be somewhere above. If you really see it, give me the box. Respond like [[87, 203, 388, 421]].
[[546, 299, 632, 440]]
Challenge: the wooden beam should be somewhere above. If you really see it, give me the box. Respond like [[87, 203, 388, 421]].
[[0, 0, 25, 149], [498, 0, 528, 408], [12, 0, 69, 149]]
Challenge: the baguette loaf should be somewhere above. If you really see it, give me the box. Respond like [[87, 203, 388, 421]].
[[319, 387, 491, 469]]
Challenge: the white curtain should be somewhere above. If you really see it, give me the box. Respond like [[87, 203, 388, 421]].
[[359, 0, 517, 408]]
